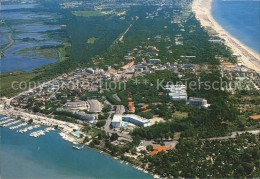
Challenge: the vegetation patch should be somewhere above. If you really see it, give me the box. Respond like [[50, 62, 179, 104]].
[[72, 10, 114, 18], [87, 37, 97, 44]]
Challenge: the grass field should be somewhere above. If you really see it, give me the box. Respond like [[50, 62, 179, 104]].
[[172, 111, 188, 120]]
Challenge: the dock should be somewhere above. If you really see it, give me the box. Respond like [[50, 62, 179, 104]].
[[30, 130, 46, 137], [16, 125, 40, 133], [9, 123, 27, 130], [72, 145, 83, 150], [0, 117, 9, 121], [29, 127, 55, 137], [2, 120, 20, 127], [0, 119, 15, 125]]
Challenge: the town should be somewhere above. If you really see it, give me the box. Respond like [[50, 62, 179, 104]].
[[0, 0, 260, 178]]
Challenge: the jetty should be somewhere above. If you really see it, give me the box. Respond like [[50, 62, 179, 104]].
[[0, 119, 15, 125], [30, 130, 45, 137], [2, 120, 20, 127], [16, 125, 40, 133], [9, 123, 27, 130], [59, 132, 79, 144], [0, 117, 9, 121], [29, 127, 55, 137], [72, 145, 83, 150]]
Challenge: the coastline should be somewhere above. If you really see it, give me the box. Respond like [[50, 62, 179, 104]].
[[192, 0, 260, 73], [0, 116, 152, 178], [0, 110, 155, 178]]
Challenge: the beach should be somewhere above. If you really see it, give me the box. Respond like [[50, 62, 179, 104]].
[[192, 0, 260, 73]]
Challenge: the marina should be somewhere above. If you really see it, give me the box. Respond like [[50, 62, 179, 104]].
[[0, 119, 15, 125], [2, 120, 20, 127], [0, 116, 9, 120], [9, 122, 27, 130], [1, 124, 151, 178], [0, 115, 55, 137], [0, 114, 151, 178], [29, 127, 55, 138], [17, 125, 40, 133], [59, 132, 80, 144]]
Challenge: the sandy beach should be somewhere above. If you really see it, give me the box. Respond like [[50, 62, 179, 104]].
[[192, 0, 260, 73]]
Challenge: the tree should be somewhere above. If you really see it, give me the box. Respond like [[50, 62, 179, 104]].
[[146, 145, 153, 151], [110, 133, 119, 141], [28, 119, 33, 124], [102, 105, 112, 112], [83, 137, 89, 143], [96, 120, 106, 127]]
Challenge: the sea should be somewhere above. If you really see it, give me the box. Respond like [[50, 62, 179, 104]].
[[211, 0, 260, 54], [0, 115, 151, 178]]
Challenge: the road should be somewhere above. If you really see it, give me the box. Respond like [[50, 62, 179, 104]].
[[207, 130, 260, 141]]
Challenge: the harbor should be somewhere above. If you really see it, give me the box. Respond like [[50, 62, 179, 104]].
[[29, 127, 56, 138], [0, 113, 152, 178], [1, 123, 151, 178], [17, 125, 40, 133], [0, 115, 56, 138], [0, 108, 83, 145]]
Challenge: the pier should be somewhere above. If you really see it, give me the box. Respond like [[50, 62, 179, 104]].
[[0, 119, 15, 125], [59, 132, 80, 144], [2, 120, 20, 127], [29, 127, 55, 138], [16, 125, 40, 133], [0, 117, 9, 121], [9, 123, 27, 130]]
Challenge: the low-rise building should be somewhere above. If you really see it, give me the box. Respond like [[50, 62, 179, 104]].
[[165, 85, 187, 101], [188, 97, 209, 107], [122, 114, 151, 127], [115, 105, 125, 114], [128, 102, 135, 113], [87, 100, 102, 113], [64, 101, 87, 108], [111, 114, 122, 128], [149, 59, 161, 64], [111, 114, 151, 127]]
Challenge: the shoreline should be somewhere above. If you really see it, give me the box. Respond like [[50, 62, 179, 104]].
[[192, 0, 260, 73], [0, 112, 155, 178]]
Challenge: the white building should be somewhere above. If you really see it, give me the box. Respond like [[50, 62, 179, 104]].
[[86, 67, 104, 74], [122, 114, 151, 127], [111, 114, 151, 128], [111, 114, 122, 128], [165, 85, 187, 101]]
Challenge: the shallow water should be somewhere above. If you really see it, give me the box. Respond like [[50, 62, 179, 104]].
[[1, 2, 61, 72]]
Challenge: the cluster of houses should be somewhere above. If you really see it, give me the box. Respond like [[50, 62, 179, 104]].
[[220, 62, 260, 90], [9, 38, 212, 129]]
